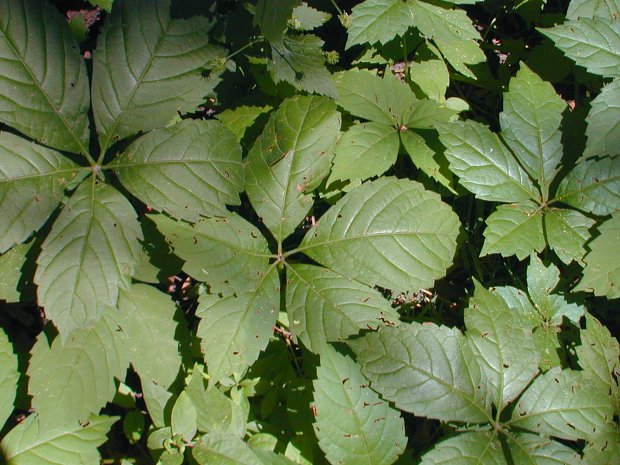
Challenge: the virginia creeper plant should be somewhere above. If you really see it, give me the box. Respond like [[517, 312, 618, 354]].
[[0, 0, 618, 464]]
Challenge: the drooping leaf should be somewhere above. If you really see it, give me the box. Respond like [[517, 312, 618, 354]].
[[434, 38, 487, 80], [0, 327, 18, 428], [217, 105, 272, 142], [584, 79, 620, 158], [507, 432, 584, 465], [540, 17, 620, 78], [437, 121, 538, 202], [268, 34, 337, 97], [480, 201, 545, 260], [35, 179, 142, 339], [499, 64, 566, 197], [254, 0, 300, 42], [345, 0, 414, 49], [350, 323, 490, 423], [171, 391, 197, 442], [196, 265, 280, 385], [245, 95, 340, 242], [28, 308, 129, 427], [577, 313, 620, 411], [419, 431, 506, 465], [328, 122, 400, 184], [92, 0, 226, 151], [526, 254, 559, 305], [141, 380, 173, 429], [117, 284, 189, 389], [312, 344, 406, 465], [152, 213, 271, 295], [409, 59, 450, 101], [544, 208, 595, 264], [0, 0, 90, 154], [567, 0, 620, 20], [285, 264, 398, 351], [509, 367, 614, 441], [0, 414, 116, 465], [115, 120, 243, 222], [335, 70, 415, 126], [575, 213, 620, 299], [465, 282, 539, 408], [556, 156, 620, 215], [409, 0, 480, 42], [0, 132, 82, 253], [301, 177, 460, 292], [400, 130, 455, 191]]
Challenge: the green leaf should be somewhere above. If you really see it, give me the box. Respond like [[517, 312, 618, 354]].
[[268, 34, 337, 97], [196, 266, 280, 384], [217, 105, 272, 142], [192, 432, 262, 465], [403, 99, 457, 128], [437, 121, 538, 202], [152, 213, 271, 295], [132, 216, 183, 284], [123, 410, 144, 445], [141, 380, 172, 429], [245, 95, 340, 242], [567, 0, 620, 20], [480, 201, 545, 260], [328, 122, 400, 184], [290, 3, 331, 30], [28, 308, 128, 427], [465, 282, 539, 408], [0, 241, 34, 303], [507, 432, 584, 465], [118, 284, 188, 389], [186, 369, 247, 437], [0, 414, 116, 465], [254, 0, 300, 42], [409, 59, 450, 100], [509, 367, 614, 441], [584, 79, 620, 158], [409, 0, 480, 42], [0, 327, 18, 428], [434, 38, 487, 80], [0, 133, 81, 253], [285, 264, 398, 352], [499, 64, 566, 197], [540, 18, 620, 78], [171, 391, 197, 441], [35, 179, 142, 339], [115, 120, 243, 222], [350, 323, 490, 423], [0, 0, 90, 154], [300, 177, 459, 292], [544, 208, 595, 264], [92, 0, 225, 151], [577, 313, 620, 411], [312, 344, 406, 465], [556, 156, 620, 216], [345, 0, 414, 49], [584, 428, 620, 465], [419, 431, 506, 465], [400, 130, 455, 192], [335, 70, 416, 126], [575, 213, 620, 299]]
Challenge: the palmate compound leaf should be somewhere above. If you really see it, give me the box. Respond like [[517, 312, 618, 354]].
[[499, 64, 566, 198], [584, 79, 620, 158], [34, 179, 142, 340], [345, 0, 414, 49], [437, 120, 538, 203], [0, 414, 116, 465], [540, 17, 620, 78], [0, 0, 90, 154], [575, 212, 620, 299], [300, 177, 460, 293], [114, 120, 244, 222], [245, 95, 340, 242], [285, 264, 399, 352], [556, 156, 620, 216], [312, 344, 406, 465], [196, 265, 280, 385], [464, 282, 540, 408], [507, 432, 584, 465], [151, 213, 272, 295], [0, 132, 82, 253], [92, 0, 226, 152], [0, 327, 18, 428], [28, 307, 129, 428], [509, 367, 615, 442], [117, 284, 190, 390], [419, 431, 506, 465], [544, 207, 596, 265], [350, 323, 491, 423]]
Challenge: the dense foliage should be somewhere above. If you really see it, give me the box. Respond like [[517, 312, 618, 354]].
[[0, 0, 618, 464]]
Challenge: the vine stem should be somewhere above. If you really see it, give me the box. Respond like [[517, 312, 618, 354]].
[[329, 0, 343, 15]]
